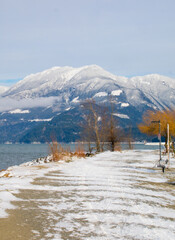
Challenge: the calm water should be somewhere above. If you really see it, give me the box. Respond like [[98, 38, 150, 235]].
[[0, 144, 49, 170], [0, 143, 160, 170]]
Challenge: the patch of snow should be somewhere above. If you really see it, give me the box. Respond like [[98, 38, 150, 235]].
[[113, 113, 130, 119], [121, 103, 129, 107], [72, 97, 79, 103], [111, 89, 123, 96], [29, 118, 52, 122], [9, 109, 30, 114], [94, 92, 108, 97], [97, 116, 101, 121], [0, 119, 7, 122], [0, 191, 17, 218]]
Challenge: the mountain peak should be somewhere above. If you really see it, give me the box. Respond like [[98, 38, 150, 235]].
[[0, 86, 9, 95], [1, 65, 175, 112]]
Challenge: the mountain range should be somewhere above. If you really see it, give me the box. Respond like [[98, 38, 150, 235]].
[[0, 65, 174, 143]]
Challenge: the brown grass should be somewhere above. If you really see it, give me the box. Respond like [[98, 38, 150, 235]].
[[3, 172, 11, 178], [73, 142, 86, 158], [114, 143, 122, 152], [48, 141, 86, 161], [49, 141, 70, 161]]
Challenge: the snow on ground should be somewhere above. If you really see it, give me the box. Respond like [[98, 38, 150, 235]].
[[0, 150, 175, 240]]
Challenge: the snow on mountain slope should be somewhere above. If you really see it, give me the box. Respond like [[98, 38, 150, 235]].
[[129, 74, 175, 109], [3, 66, 81, 98], [1, 66, 113, 99], [3, 65, 126, 99], [0, 86, 9, 95], [2, 65, 175, 111]]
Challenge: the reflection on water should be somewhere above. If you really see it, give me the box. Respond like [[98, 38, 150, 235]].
[[0, 150, 174, 240]]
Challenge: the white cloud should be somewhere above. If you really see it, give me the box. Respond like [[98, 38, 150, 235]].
[[0, 96, 59, 112]]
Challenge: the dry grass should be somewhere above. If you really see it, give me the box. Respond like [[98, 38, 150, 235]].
[[1, 172, 11, 178], [49, 141, 70, 161], [114, 143, 122, 152], [0, 169, 11, 178], [48, 141, 60, 161], [49, 141, 86, 162], [73, 143, 86, 158]]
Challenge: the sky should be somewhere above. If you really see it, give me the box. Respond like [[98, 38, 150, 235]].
[[1, 0, 175, 85]]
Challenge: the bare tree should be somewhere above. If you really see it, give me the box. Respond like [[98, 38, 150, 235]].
[[81, 113, 94, 154], [124, 126, 133, 150], [82, 98, 123, 152], [82, 99, 101, 153], [105, 96, 122, 151]]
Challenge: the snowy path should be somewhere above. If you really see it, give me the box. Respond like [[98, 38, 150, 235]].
[[0, 150, 175, 240]]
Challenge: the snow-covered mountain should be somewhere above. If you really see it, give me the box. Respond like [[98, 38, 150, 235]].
[[129, 74, 175, 109], [0, 86, 9, 95], [0, 65, 175, 143], [2, 65, 175, 111], [3, 65, 126, 98]]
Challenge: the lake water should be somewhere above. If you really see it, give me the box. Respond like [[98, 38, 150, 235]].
[[0, 143, 161, 170], [0, 144, 49, 170]]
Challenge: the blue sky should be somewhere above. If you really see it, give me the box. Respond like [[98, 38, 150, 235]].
[[1, 0, 175, 85]]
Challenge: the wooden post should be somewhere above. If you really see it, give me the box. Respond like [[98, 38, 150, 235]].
[[167, 123, 170, 165], [158, 120, 161, 163], [151, 120, 161, 165]]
